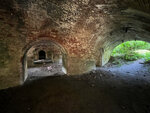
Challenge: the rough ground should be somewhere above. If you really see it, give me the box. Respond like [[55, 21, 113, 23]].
[[27, 63, 65, 82], [0, 60, 150, 113], [101, 59, 150, 79]]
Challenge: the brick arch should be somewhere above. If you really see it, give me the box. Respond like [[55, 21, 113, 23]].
[[95, 20, 150, 66], [21, 39, 68, 82], [23, 38, 67, 55], [95, 34, 150, 67]]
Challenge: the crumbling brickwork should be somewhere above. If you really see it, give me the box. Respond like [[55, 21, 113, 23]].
[[0, 0, 150, 89]]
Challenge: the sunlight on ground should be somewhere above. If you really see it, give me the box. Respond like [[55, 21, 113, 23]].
[[135, 50, 150, 54]]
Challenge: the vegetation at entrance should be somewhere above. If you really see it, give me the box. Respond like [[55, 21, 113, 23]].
[[111, 41, 150, 62]]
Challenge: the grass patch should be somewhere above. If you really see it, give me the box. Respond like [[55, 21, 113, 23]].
[[111, 41, 150, 62]]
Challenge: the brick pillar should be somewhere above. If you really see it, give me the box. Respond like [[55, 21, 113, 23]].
[[65, 57, 96, 75]]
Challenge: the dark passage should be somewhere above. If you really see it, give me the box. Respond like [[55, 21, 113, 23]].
[[39, 50, 46, 60]]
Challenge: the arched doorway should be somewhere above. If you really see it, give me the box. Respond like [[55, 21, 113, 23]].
[[39, 50, 46, 60], [22, 40, 67, 82], [111, 40, 150, 63], [101, 40, 150, 77]]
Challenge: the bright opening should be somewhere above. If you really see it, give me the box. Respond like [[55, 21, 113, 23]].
[[111, 40, 150, 63], [103, 40, 150, 77]]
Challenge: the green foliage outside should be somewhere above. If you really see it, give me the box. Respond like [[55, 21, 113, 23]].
[[111, 41, 150, 62]]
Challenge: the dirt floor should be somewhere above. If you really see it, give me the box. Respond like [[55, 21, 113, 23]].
[[27, 63, 65, 82], [101, 59, 150, 79], [0, 60, 150, 113]]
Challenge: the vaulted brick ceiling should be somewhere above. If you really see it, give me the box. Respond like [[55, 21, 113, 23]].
[[0, 0, 150, 57], [0, 0, 150, 89]]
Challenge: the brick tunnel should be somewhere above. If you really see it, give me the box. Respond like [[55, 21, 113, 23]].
[[0, 0, 150, 89], [22, 39, 67, 82], [0, 0, 150, 112]]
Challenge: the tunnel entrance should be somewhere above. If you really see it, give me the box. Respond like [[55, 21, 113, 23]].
[[22, 41, 67, 82], [111, 40, 150, 64], [39, 50, 46, 60], [101, 40, 150, 77]]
